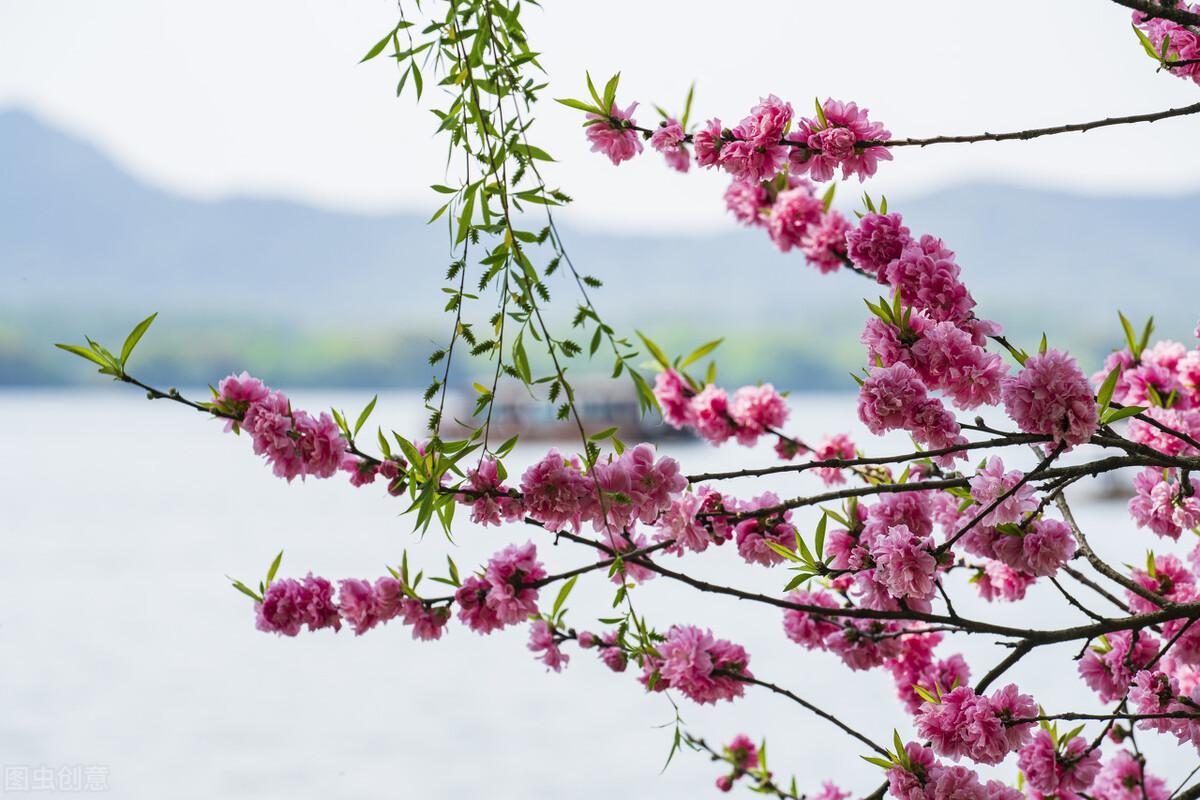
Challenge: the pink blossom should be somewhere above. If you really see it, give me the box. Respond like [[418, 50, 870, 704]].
[[461, 456, 524, 527], [603, 529, 658, 585], [884, 631, 972, 714], [886, 742, 937, 800], [649, 118, 689, 173], [790, 98, 892, 182], [400, 599, 449, 641], [1128, 407, 1200, 457], [484, 541, 546, 626], [907, 397, 967, 465], [719, 95, 792, 183], [691, 384, 737, 444], [973, 559, 1033, 603], [1129, 669, 1182, 735], [1017, 729, 1101, 794], [802, 210, 850, 273], [826, 619, 904, 670], [782, 589, 841, 650], [1078, 630, 1159, 703], [241, 390, 347, 482], [733, 517, 795, 567], [968, 457, 1037, 527], [1127, 553, 1195, 613], [214, 371, 270, 429], [1128, 467, 1199, 540], [256, 574, 341, 636], [693, 118, 725, 168], [337, 578, 379, 636], [812, 782, 850, 800], [910, 322, 1006, 410], [1001, 349, 1099, 448], [915, 684, 1036, 765], [1021, 518, 1075, 577], [857, 362, 928, 435], [725, 734, 759, 771], [625, 443, 688, 522], [724, 179, 770, 226], [885, 236, 975, 327], [847, 212, 912, 278], [341, 455, 379, 487], [597, 631, 628, 672], [658, 625, 752, 704], [528, 619, 569, 672], [655, 491, 711, 555], [1091, 750, 1170, 800], [653, 369, 695, 428], [1123, 362, 1185, 408], [520, 450, 590, 532], [813, 433, 857, 485], [585, 101, 643, 165], [1134, 10, 1200, 85], [870, 524, 938, 602], [379, 457, 408, 496], [368, 577, 401, 623], [454, 575, 503, 635], [730, 383, 789, 444], [766, 184, 825, 253]]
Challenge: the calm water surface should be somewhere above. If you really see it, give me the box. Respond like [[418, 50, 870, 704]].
[[1, 389, 1193, 797]]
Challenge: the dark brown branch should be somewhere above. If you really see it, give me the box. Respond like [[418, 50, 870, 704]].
[[727, 673, 890, 758], [1112, 0, 1200, 27]]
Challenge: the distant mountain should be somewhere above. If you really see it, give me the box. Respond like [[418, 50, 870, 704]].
[[2, 107, 1197, 387]]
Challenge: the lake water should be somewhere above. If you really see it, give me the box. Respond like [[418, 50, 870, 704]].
[[2, 389, 1194, 797]]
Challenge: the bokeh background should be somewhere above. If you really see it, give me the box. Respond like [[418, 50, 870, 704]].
[[2, 0, 1199, 797]]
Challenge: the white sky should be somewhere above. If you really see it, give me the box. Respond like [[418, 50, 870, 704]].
[[2, 0, 1198, 233]]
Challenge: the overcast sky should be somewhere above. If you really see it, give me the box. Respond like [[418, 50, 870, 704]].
[[2, 0, 1198, 233]]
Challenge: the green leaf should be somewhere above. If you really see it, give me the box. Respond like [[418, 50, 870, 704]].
[[681, 82, 695, 130], [353, 395, 378, 438], [814, 97, 828, 128], [513, 334, 533, 384], [552, 575, 578, 617], [55, 343, 110, 368], [782, 572, 814, 592], [585, 71, 604, 108], [266, 550, 284, 584], [229, 578, 263, 603], [1096, 365, 1121, 412], [861, 756, 895, 770], [912, 684, 939, 705], [555, 97, 600, 114], [821, 182, 837, 212], [679, 338, 723, 368], [602, 72, 620, 111], [1118, 311, 1141, 358], [636, 331, 671, 370], [512, 142, 555, 161], [814, 513, 828, 560], [119, 312, 157, 367], [764, 540, 802, 563], [589, 426, 619, 441], [361, 27, 398, 62], [1101, 405, 1147, 425], [1059, 724, 1085, 746], [1140, 315, 1156, 353], [1132, 24, 1158, 60]]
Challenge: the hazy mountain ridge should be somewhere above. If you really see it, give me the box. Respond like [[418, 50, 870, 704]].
[[3, 107, 1197, 387]]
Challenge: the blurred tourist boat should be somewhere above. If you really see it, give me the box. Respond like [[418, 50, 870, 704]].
[[443, 379, 689, 442]]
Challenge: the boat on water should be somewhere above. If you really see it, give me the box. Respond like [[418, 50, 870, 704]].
[[442, 378, 690, 443]]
